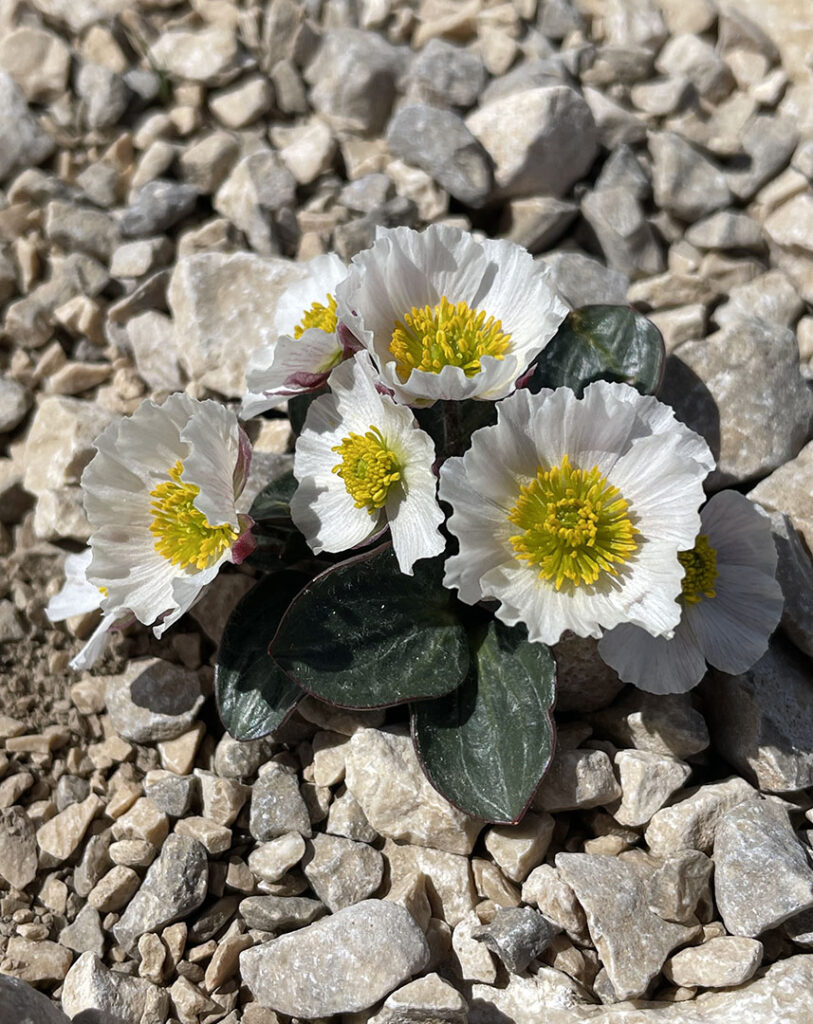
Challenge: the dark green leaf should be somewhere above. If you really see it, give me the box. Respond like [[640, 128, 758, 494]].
[[288, 390, 323, 437], [529, 304, 665, 397], [415, 399, 498, 458], [249, 470, 297, 523], [216, 571, 310, 740], [270, 545, 469, 708], [412, 620, 556, 824]]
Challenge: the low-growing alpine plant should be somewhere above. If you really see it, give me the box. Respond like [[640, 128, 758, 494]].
[[49, 224, 784, 825]]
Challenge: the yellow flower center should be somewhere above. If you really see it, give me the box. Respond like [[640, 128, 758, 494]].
[[508, 455, 639, 590], [390, 296, 511, 381], [149, 461, 238, 570], [332, 426, 401, 513], [678, 533, 718, 604], [294, 294, 338, 339]]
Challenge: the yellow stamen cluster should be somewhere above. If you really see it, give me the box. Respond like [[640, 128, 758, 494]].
[[678, 533, 718, 604], [390, 296, 511, 381], [150, 461, 238, 570], [294, 294, 338, 339], [509, 455, 639, 589], [332, 426, 401, 513]]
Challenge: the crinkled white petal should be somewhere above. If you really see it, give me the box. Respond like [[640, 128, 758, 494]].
[[440, 382, 711, 645], [598, 618, 709, 694], [70, 609, 131, 672], [46, 549, 102, 621], [335, 224, 568, 405], [274, 252, 347, 338], [81, 394, 244, 634], [242, 329, 344, 417], [291, 352, 444, 572]]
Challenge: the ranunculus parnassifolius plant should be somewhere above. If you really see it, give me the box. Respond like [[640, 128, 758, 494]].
[[335, 224, 569, 407], [598, 490, 784, 693], [243, 252, 353, 417], [439, 381, 715, 646], [61, 393, 254, 667], [290, 352, 445, 574]]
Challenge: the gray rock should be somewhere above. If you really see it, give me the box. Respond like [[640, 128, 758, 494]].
[[556, 853, 697, 999], [547, 251, 629, 307], [45, 200, 120, 262], [714, 800, 813, 937], [370, 973, 468, 1024], [0, 27, 70, 104], [62, 952, 169, 1022], [144, 773, 197, 818], [647, 849, 713, 923], [0, 71, 54, 184], [55, 775, 90, 811], [213, 150, 296, 255], [126, 311, 184, 393], [386, 105, 492, 207], [704, 639, 813, 793], [77, 161, 120, 208], [656, 34, 734, 101], [590, 690, 709, 759], [501, 196, 578, 254], [0, 976, 70, 1024], [179, 132, 240, 195], [112, 834, 208, 952], [58, 904, 105, 958], [213, 733, 272, 779], [240, 894, 326, 931], [148, 27, 244, 86], [480, 57, 570, 105], [552, 635, 624, 712], [768, 512, 813, 659], [407, 38, 486, 109], [649, 131, 731, 221], [105, 658, 204, 744], [533, 747, 621, 813], [582, 44, 655, 87], [120, 180, 198, 237], [466, 86, 598, 200], [581, 186, 664, 279], [339, 173, 393, 215], [595, 144, 651, 200], [302, 832, 383, 912], [76, 62, 129, 130], [684, 210, 764, 251], [660, 317, 813, 487], [0, 377, 30, 434], [582, 86, 648, 148], [714, 270, 802, 330], [168, 251, 303, 398], [664, 935, 764, 988], [472, 907, 560, 973], [326, 787, 379, 843], [306, 29, 401, 133], [239, 900, 430, 1017], [0, 806, 37, 890], [250, 763, 312, 840], [727, 115, 799, 201], [344, 728, 481, 855], [645, 776, 756, 855], [630, 75, 693, 115]]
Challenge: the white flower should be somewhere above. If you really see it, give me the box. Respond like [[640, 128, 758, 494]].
[[598, 490, 783, 693], [81, 393, 253, 642], [243, 252, 351, 417], [335, 224, 568, 407], [46, 548, 134, 670], [290, 352, 445, 574], [439, 381, 714, 645]]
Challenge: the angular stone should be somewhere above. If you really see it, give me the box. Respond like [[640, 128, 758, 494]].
[[501, 196, 578, 254], [483, 813, 555, 884], [213, 150, 296, 254], [344, 728, 481, 855], [714, 269, 802, 330], [649, 132, 731, 221], [407, 37, 485, 109], [168, 251, 303, 397], [248, 832, 306, 883], [581, 186, 663, 278], [0, 806, 37, 890], [250, 763, 311, 841], [61, 952, 169, 1022], [195, 769, 248, 827], [473, 907, 560, 973], [148, 27, 243, 86], [111, 798, 169, 846], [126, 311, 184, 393], [0, 27, 70, 103], [645, 777, 756, 856], [384, 840, 476, 928], [22, 396, 112, 495], [369, 972, 468, 1024], [684, 211, 764, 251], [556, 853, 697, 999], [112, 834, 208, 952], [714, 800, 813, 937], [36, 793, 103, 865], [277, 118, 336, 186], [326, 787, 378, 843], [386, 104, 491, 207], [728, 115, 799, 202], [0, 72, 54, 183], [767, 512, 813, 659], [661, 317, 813, 487], [105, 658, 204, 744], [612, 750, 692, 827], [656, 34, 734, 101], [664, 935, 763, 988], [704, 639, 813, 793], [120, 180, 198, 237], [87, 864, 140, 912], [647, 850, 712, 923], [533, 748, 621, 813], [175, 816, 231, 855], [547, 251, 629, 308], [302, 832, 383, 912], [3, 937, 73, 986], [466, 86, 598, 200], [144, 773, 196, 819], [59, 905, 105, 958], [582, 86, 648, 148], [240, 894, 326, 932], [209, 75, 273, 130], [239, 900, 429, 1017], [452, 910, 497, 984], [0, 976, 71, 1022]]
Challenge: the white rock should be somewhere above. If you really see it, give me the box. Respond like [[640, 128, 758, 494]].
[[105, 658, 204, 744], [612, 749, 692, 827], [61, 952, 169, 1022], [645, 777, 756, 856], [0, 27, 70, 103], [0, 72, 54, 183], [22, 395, 112, 496], [664, 936, 764, 988], [148, 27, 243, 86], [533, 747, 621, 813]]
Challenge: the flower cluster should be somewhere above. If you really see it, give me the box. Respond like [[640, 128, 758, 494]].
[[51, 223, 783, 703]]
